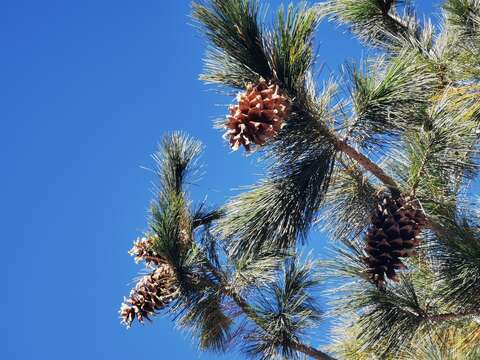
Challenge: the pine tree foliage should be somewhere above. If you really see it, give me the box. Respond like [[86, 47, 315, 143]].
[[217, 77, 338, 260], [444, 0, 480, 38], [429, 208, 480, 312], [193, 0, 271, 87], [243, 258, 324, 359], [120, 0, 480, 359], [344, 52, 438, 150], [319, 0, 426, 52], [319, 158, 380, 244], [328, 314, 480, 359], [120, 133, 330, 358], [269, 3, 321, 95]]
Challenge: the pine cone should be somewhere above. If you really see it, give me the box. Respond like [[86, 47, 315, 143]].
[[120, 261, 178, 327], [362, 195, 426, 289], [224, 79, 289, 151], [129, 236, 161, 266]]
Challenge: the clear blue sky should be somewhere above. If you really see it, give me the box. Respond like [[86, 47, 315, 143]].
[[2, 1, 442, 359]]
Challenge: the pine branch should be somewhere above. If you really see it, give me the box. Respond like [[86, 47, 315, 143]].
[[328, 313, 480, 359], [203, 259, 336, 360], [319, 0, 426, 53], [404, 94, 479, 197], [193, 0, 271, 88], [218, 83, 338, 259], [328, 119, 470, 243], [230, 251, 285, 291], [427, 210, 480, 312], [269, 3, 321, 96], [192, 206, 224, 228], [123, 131, 335, 357], [324, 204, 480, 356], [292, 343, 336, 360], [335, 139, 399, 190], [320, 157, 380, 244], [426, 309, 480, 322], [444, 0, 480, 40], [153, 132, 203, 197], [342, 52, 438, 151]]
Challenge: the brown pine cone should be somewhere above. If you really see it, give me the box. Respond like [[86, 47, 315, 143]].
[[129, 236, 161, 266], [224, 79, 289, 151], [120, 261, 178, 328], [362, 195, 426, 289]]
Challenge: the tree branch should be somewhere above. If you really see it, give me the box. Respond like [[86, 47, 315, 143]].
[[331, 134, 448, 239], [203, 261, 336, 360], [382, 8, 414, 37], [335, 139, 399, 191], [376, 0, 424, 52], [292, 342, 337, 360], [426, 309, 480, 323], [226, 288, 335, 360]]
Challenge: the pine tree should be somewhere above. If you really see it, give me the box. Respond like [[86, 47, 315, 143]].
[[119, 1, 480, 359]]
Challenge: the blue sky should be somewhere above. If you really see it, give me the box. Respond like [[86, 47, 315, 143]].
[[2, 1, 444, 359]]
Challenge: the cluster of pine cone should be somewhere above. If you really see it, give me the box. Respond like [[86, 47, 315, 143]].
[[362, 195, 426, 289], [224, 79, 289, 151], [120, 237, 178, 327]]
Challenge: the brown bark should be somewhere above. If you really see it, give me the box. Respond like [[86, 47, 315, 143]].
[[427, 310, 480, 323], [292, 342, 337, 360], [335, 139, 399, 190]]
